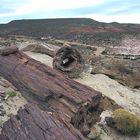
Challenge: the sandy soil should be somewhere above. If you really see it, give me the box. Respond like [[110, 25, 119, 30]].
[[77, 74, 140, 140], [25, 51, 53, 67], [0, 77, 27, 132], [76, 73, 140, 117]]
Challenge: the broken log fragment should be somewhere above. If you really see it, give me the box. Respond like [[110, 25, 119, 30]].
[[0, 104, 86, 140], [53, 47, 85, 78], [0, 46, 18, 56], [22, 43, 60, 57], [0, 47, 102, 135]]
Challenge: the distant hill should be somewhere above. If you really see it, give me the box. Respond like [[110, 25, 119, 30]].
[[0, 18, 140, 46]]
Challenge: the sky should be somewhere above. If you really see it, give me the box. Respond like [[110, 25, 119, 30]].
[[0, 0, 140, 24]]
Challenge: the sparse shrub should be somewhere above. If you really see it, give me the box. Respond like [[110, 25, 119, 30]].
[[106, 108, 140, 135], [89, 135, 102, 140], [6, 91, 17, 97]]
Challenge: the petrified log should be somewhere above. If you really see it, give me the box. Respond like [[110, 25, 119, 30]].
[[0, 46, 18, 56], [21, 42, 140, 88], [22, 43, 60, 57], [0, 104, 86, 140], [53, 47, 85, 78], [0, 47, 102, 135]]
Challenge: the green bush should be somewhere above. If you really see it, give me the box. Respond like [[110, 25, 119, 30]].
[[6, 91, 17, 97], [106, 108, 140, 135]]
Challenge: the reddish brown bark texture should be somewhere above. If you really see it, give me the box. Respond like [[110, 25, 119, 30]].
[[0, 47, 102, 137], [0, 104, 86, 140]]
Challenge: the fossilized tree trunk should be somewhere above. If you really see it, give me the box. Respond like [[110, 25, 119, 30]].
[[53, 47, 85, 78], [0, 104, 86, 140], [23, 43, 140, 88], [0, 47, 102, 135]]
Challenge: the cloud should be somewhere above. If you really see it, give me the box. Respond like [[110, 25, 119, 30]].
[[0, 8, 14, 14], [0, 0, 29, 17], [0, 0, 140, 23], [0, 0, 106, 22], [0, 0, 105, 15], [81, 13, 140, 23], [22, 0, 105, 11], [107, 4, 140, 15]]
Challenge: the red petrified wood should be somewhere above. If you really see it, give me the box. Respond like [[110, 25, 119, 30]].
[[0, 104, 86, 140], [0, 47, 102, 135]]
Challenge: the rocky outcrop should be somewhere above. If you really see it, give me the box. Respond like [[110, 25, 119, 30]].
[[91, 56, 140, 88]]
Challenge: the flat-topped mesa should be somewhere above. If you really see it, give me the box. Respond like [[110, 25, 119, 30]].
[[0, 47, 102, 135]]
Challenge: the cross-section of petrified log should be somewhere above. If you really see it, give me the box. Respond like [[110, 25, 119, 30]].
[[53, 47, 84, 78], [0, 104, 86, 140], [0, 47, 102, 135]]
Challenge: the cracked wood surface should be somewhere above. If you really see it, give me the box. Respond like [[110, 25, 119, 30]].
[[0, 104, 86, 140], [0, 47, 102, 135]]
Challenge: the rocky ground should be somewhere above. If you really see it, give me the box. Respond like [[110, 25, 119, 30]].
[[0, 35, 140, 139], [91, 56, 140, 89], [25, 51, 140, 140], [0, 77, 27, 132]]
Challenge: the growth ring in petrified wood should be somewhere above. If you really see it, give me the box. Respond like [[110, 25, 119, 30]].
[[53, 47, 85, 78]]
